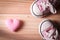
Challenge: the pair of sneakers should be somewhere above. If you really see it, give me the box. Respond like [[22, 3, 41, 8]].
[[30, 0, 58, 40]]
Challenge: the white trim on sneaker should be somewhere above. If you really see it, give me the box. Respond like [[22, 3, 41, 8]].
[[30, 0, 43, 17]]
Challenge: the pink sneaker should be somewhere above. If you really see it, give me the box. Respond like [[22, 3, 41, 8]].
[[39, 19, 58, 40], [30, 0, 57, 17]]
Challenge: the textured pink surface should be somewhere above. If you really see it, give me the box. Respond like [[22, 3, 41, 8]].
[[36, 0, 49, 12], [36, 0, 57, 14], [5, 19, 20, 32]]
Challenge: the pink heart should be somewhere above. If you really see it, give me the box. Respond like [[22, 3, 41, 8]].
[[5, 19, 20, 32]]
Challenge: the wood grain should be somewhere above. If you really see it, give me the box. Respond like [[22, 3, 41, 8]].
[[0, 0, 60, 40], [0, 0, 33, 14]]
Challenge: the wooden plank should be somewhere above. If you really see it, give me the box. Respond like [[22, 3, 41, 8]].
[[0, 0, 33, 14], [0, 13, 60, 40], [0, 14, 42, 40]]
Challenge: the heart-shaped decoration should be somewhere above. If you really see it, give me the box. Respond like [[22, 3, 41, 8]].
[[5, 19, 20, 32]]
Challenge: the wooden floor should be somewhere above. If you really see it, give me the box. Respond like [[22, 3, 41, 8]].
[[0, 0, 60, 40]]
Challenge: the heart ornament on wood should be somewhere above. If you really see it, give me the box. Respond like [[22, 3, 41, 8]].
[[5, 19, 21, 32]]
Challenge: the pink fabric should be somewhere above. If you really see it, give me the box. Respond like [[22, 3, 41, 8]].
[[36, 0, 54, 13], [36, 0, 44, 12], [42, 25, 56, 40], [5, 19, 20, 31]]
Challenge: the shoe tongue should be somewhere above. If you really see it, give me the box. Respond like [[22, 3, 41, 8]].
[[41, 21, 53, 32], [36, 0, 53, 13]]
